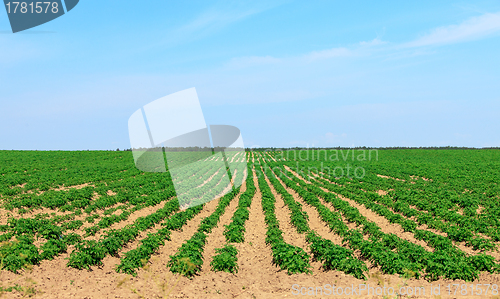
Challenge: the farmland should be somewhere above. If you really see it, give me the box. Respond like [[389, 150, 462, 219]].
[[1, 149, 500, 298]]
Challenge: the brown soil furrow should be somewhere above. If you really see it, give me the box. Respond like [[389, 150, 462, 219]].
[[286, 167, 434, 252], [86, 199, 169, 242], [3, 171, 500, 298], [229, 169, 239, 187], [116, 195, 223, 297], [201, 181, 247, 273], [377, 174, 405, 181], [260, 167, 308, 250], [0, 207, 14, 226], [364, 190, 500, 259], [266, 153, 277, 162], [269, 170, 378, 272], [317, 195, 361, 232], [230, 169, 282, 289], [229, 152, 242, 163], [317, 172, 345, 186], [325, 187, 433, 252], [112, 196, 223, 265], [268, 168, 347, 248]]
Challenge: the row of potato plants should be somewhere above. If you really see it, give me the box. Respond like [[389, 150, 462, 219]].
[[167, 187, 240, 277], [301, 161, 497, 251], [67, 197, 180, 270], [261, 162, 368, 279], [278, 149, 500, 240], [115, 203, 204, 276], [269, 163, 498, 281], [352, 170, 500, 242], [345, 178, 494, 250], [83, 190, 175, 236], [255, 166, 312, 275], [179, 164, 232, 208], [210, 167, 255, 274], [223, 168, 254, 243], [0, 216, 82, 272]]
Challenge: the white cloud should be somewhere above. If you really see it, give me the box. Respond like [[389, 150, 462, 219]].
[[170, 2, 286, 44], [176, 9, 257, 37], [224, 46, 352, 70], [403, 12, 500, 47], [148, 2, 286, 49]]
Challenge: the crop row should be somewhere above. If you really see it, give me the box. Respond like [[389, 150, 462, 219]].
[[267, 163, 498, 281], [297, 161, 498, 251], [168, 187, 241, 277], [67, 198, 180, 270], [261, 162, 368, 279], [210, 166, 255, 273], [115, 203, 204, 276], [255, 166, 312, 275]]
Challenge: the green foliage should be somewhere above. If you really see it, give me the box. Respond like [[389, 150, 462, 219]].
[[307, 232, 367, 279], [1, 149, 500, 282], [167, 189, 239, 277], [116, 205, 203, 276], [223, 169, 255, 243], [211, 244, 239, 273], [257, 167, 312, 275]]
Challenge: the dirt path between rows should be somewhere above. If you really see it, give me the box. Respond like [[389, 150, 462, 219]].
[[269, 169, 345, 247], [111, 194, 224, 299], [356, 179, 500, 260], [88, 199, 169, 242], [3, 171, 500, 299], [285, 166, 434, 253], [200, 181, 247, 273], [0, 194, 221, 299], [261, 169, 309, 252]]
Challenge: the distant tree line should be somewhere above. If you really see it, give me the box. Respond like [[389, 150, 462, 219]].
[[245, 146, 500, 151]]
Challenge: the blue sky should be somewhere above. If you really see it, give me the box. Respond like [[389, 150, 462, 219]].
[[1, 0, 500, 149]]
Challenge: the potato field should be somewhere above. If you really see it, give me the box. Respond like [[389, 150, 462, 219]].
[[1, 149, 500, 298]]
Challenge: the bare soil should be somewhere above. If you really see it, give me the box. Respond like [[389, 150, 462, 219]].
[[2, 172, 500, 299]]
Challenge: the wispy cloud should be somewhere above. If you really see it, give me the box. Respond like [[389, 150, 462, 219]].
[[403, 12, 500, 47], [224, 46, 353, 69], [170, 2, 285, 45], [226, 11, 500, 70], [359, 38, 387, 47], [175, 8, 259, 37], [304, 47, 352, 61]]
